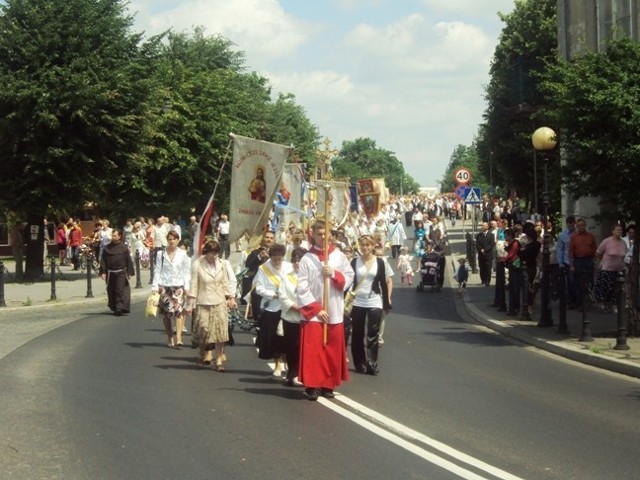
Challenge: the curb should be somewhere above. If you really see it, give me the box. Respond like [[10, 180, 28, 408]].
[[443, 244, 640, 380], [0, 289, 149, 313], [452, 273, 640, 380]]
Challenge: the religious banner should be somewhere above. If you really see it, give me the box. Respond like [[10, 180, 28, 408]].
[[373, 178, 389, 205], [277, 162, 307, 230], [316, 180, 351, 228], [357, 178, 380, 216], [229, 134, 291, 243]]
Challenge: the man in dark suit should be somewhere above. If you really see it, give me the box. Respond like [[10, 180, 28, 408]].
[[476, 222, 495, 286], [242, 230, 276, 313]]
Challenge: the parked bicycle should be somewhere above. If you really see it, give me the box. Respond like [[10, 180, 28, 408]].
[[78, 244, 100, 273]]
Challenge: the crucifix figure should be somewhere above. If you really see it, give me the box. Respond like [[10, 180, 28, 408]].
[[315, 137, 339, 180]]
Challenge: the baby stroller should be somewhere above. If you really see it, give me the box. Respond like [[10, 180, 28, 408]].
[[417, 249, 445, 293]]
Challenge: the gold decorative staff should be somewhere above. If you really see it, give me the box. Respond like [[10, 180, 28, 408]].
[[315, 138, 339, 346]]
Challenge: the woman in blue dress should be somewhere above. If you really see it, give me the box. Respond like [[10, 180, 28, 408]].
[[413, 220, 427, 272]]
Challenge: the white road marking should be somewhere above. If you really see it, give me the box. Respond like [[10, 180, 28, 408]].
[[317, 394, 524, 480]]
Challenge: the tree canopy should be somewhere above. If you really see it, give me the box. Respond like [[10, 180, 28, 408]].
[[0, 0, 148, 215], [331, 137, 420, 195], [0, 1, 322, 279], [0, 4, 321, 221], [540, 36, 640, 222], [478, 0, 557, 207]]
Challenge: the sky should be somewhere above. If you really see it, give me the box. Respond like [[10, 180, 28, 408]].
[[126, 0, 516, 187]]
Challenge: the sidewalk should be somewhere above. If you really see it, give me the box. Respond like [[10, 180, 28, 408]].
[[0, 261, 149, 310], [0, 251, 245, 311], [445, 221, 640, 379]]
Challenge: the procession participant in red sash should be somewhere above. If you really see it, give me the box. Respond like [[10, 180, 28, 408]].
[[296, 220, 354, 401]]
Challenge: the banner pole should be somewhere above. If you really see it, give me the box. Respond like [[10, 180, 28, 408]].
[[194, 138, 233, 257], [323, 183, 331, 347]]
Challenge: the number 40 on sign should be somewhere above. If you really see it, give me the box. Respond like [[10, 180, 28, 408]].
[[453, 168, 472, 185]]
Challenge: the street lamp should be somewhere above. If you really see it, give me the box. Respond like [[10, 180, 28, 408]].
[[532, 126, 557, 328]]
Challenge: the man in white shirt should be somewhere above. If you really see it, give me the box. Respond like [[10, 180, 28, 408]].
[[217, 213, 231, 259], [153, 217, 170, 250], [411, 208, 423, 228]]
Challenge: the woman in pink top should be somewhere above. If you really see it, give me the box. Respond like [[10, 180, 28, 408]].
[[594, 225, 627, 312]]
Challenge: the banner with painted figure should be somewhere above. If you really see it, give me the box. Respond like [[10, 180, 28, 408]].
[[276, 162, 307, 231], [315, 180, 351, 228], [229, 134, 292, 244], [357, 178, 389, 216], [357, 178, 378, 216]]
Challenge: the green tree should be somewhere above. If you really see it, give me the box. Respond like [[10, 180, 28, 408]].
[[114, 28, 273, 220], [119, 29, 320, 221], [331, 137, 419, 194], [540, 36, 640, 224], [480, 0, 557, 207], [263, 93, 320, 167], [439, 144, 487, 194], [0, 0, 149, 280]]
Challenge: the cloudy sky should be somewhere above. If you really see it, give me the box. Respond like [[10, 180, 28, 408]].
[[126, 0, 516, 187]]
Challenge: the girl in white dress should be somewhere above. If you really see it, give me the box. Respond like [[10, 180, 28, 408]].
[[397, 247, 413, 286]]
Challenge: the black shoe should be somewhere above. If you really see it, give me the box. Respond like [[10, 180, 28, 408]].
[[284, 378, 293, 387], [114, 309, 122, 316], [497, 306, 507, 312], [506, 311, 518, 317], [305, 388, 319, 401], [366, 366, 379, 376], [355, 364, 366, 374], [320, 388, 335, 399]]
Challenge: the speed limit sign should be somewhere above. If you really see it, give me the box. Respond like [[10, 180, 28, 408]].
[[453, 167, 472, 185]]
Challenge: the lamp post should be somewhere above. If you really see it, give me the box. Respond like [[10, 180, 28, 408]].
[[532, 126, 557, 328]]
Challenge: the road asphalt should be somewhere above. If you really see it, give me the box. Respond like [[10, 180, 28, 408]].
[[1, 226, 640, 379]]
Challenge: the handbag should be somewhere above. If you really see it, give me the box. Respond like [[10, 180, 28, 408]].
[[145, 291, 160, 318], [344, 289, 356, 316]]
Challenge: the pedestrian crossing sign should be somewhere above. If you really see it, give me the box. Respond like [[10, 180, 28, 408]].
[[464, 187, 481, 204]]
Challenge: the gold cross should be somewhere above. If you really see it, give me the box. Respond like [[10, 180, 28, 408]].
[[315, 137, 339, 180]]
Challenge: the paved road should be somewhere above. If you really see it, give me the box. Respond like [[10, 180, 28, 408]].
[[2, 275, 640, 479]]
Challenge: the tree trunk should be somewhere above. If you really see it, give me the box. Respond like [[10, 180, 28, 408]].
[[24, 213, 45, 282]]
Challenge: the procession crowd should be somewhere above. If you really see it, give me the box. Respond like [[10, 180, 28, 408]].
[[86, 193, 459, 401], [8, 191, 636, 400]]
